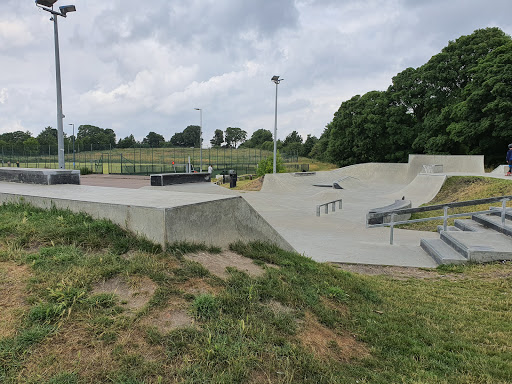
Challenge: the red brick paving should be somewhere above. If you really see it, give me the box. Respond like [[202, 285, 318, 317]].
[[80, 174, 150, 189]]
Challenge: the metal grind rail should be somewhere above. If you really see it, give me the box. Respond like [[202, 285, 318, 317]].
[[367, 195, 512, 245], [317, 199, 342, 216]]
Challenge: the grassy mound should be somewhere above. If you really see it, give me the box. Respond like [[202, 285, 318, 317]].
[[402, 176, 512, 231], [0, 202, 511, 383]]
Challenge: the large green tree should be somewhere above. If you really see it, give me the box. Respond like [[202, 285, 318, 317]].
[[76, 125, 116, 150], [142, 131, 165, 148], [225, 127, 247, 148], [210, 129, 224, 147], [36, 127, 58, 148], [316, 27, 512, 167]]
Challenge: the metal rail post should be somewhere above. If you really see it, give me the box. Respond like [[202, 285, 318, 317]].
[[390, 213, 396, 245], [443, 206, 449, 231]]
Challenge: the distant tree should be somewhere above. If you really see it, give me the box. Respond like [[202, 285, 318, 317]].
[[77, 125, 116, 150], [243, 129, 273, 148], [169, 132, 185, 147], [182, 125, 201, 147], [283, 131, 303, 146], [118, 134, 137, 148], [301, 134, 318, 157], [225, 127, 247, 148], [23, 137, 40, 154], [210, 129, 224, 147], [142, 131, 165, 148], [36, 126, 58, 148]]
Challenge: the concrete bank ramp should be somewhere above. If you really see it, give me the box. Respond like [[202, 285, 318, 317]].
[[385, 174, 447, 207], [0, 182, 293, 252]]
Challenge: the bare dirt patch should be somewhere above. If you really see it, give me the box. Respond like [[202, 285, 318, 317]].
[[91, 275, 157, 314], [177, 277, 222, 296], [298, 312, 369, 363], [141, 298, 195, 334], [332, 263, 444, 280], [0, 262, 31, 339], [185, 250, 266, 279]]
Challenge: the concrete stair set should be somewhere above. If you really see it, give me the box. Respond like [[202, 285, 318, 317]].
[[421, 211, 512, 265]]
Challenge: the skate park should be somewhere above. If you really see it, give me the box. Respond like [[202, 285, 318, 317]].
[[0, 154, 510, 268]]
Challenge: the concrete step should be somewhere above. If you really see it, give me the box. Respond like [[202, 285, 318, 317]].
[[420, 238, 468, 265], [440, 230, 512, 263], [436, 225, 460, 233], [454, 219, 488, 232], [472, 214, 512, 238]]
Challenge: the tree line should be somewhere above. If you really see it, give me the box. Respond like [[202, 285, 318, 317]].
[[0, 124, 318, 157], [310, 27, 512, 167]]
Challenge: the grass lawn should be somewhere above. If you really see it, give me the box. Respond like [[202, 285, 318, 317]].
[[0, 202, 511, 383]]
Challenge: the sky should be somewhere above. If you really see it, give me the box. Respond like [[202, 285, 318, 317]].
[[1, 0, 512, 146]]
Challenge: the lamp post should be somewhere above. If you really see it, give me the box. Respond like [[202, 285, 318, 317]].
[[271, 75, 283, 174], [35, 0, 76, 169], [68, 123, 75, 168], [194, 108, 202, 172]]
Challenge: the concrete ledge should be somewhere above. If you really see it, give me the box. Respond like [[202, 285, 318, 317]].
[[151, 172, 211, 186], [0, 183, 294, 252], [367, 199, 412, 225], [0, 167, 80, 185]]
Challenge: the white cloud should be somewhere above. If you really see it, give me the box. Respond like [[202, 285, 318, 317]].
[[1, 0, 512, 144], [0, 21, 34, 49], [0, 88, 7, 104]]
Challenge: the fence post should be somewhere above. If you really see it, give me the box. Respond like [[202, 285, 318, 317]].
[[325, 204, 328, 214], [443, 206, 449, 231], [331, 202, 336, 212], [316, 205, 320, 217]]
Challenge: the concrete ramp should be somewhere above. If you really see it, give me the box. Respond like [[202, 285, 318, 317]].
[[385, 174, 447, 207], [0, 182, 293, 252]]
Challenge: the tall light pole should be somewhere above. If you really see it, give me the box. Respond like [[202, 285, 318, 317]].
[[194, 108, 202, 172], [68, 123, 75, 168], [35, 0, 76, 169], [271, 76, 283, 174]]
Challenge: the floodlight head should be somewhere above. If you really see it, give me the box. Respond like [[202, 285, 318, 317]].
[[271, 75, 279, 82], [35, 0, 58, 7], [194, 108, 201, 111], [59, 4, 76, 16]]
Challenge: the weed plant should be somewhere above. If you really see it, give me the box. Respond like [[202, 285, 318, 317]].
[[0, 202, 511, 383]]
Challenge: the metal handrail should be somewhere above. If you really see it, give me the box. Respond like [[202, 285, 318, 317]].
[[367, 197, 511, 244], [317, 199, 342, 216]]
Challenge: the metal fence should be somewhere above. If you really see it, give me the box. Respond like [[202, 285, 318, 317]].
[[0, 145, 308, 176]]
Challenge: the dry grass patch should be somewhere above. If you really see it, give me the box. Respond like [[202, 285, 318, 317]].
[[0, 262, 31, 339], [17, 323, 119, 382], [92, 275, 157, 314], [18, 322, 168, 383], [297, 312, 369, 363], [184, 250, 266, 279]]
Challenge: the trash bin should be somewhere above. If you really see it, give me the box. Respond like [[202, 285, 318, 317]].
[[229, 170, 237, 188]]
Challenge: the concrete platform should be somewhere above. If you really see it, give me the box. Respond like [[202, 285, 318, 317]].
[[0, 167, 80, 185], [0, 182, 293, 251]]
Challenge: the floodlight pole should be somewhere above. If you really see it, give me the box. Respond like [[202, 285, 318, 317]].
[[52, 15, 66, 169], [36, 1, 76, 169], [271, 76, 282, 174], [195, 108, 202, 172]]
